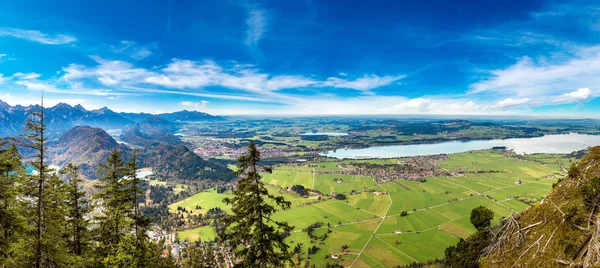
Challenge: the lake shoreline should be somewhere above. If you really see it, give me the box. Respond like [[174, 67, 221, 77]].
[[322, 133, 600, 159]]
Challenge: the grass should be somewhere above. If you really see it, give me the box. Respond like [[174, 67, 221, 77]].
[[272, 200, 377, 231], [313, 174, 376, 194], [168, 189, 233, 215], [177, 226, 216, 242], [168, 149, 566, 267]]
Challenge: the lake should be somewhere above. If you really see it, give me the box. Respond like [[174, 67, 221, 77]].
[[299, 132, 349, 136], [322, 133, 600, 159]]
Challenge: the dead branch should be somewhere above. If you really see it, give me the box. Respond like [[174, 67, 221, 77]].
[[543, 225, 561, 253], [551, 200, 565, 216], [511, 234, 544, 268], [572, 233, 592, 261], [555, 259, 572, 266]]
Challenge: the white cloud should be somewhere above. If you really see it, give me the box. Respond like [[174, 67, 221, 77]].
[[0, 28, 76, 44], [58, 57, 403, 98], [552, 88, 594, 103], [470, 47, 600, 98], [12, 72, 41, 80], [322, 74, 405, 91], [181, 100, 209, 111], [245, 9, 266, 46], [388, 98, 432, 113], [491, 98, 532, 109], [261, 96, 491, 116], [0, 92, 88, 108]]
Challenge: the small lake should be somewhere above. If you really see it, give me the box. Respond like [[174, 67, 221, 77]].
[[299, 132, 349, 136], [25, 165, 155, 178], [323, 133, 600, 159]]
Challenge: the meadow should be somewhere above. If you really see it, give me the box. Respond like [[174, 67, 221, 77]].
[[169, 149, 572, 267]]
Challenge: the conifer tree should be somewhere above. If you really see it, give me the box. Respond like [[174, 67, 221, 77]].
[[94, 149, 130, 255], [60, 163, 89, 257], [23, 98, 52, 268], [222, 141, 294, 267], [124, 150, 152, 267], [0, 142, 25, 267]]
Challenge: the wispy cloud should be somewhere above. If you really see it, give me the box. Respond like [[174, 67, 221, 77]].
[[111, 40, 153, 60], [57, 57, 404, 98], [0, 28, 76, 45], [322, 74, 405, 92], [181, 100, 209, 111], [245, 8, 266, 46], [491, 98, 532, 109], [470, 47, 600, 99]]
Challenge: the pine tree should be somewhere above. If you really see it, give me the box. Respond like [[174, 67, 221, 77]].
[[41, 172, 72, 266], [59, 163, 89, 257], [94, 149, 131, 257], [124, 150, 153, 267], [222, 141, 294, 267], [0, 142, 25, 267], [23, 99, 49, 268]]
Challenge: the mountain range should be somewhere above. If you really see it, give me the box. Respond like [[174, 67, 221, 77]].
[[0, 99, 222, 138]]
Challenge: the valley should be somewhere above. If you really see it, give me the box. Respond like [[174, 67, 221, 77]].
[[1, 100, 595, 267], [168, 149, 571, 267]]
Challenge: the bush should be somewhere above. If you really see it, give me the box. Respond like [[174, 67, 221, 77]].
[[470, 206, 494, 231]]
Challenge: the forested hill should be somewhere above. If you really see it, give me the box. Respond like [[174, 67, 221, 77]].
[[141, 144, 234, 182], [47, 125, 233, 182], [481, 146, 600, 267], [48, 126, 132, 180]]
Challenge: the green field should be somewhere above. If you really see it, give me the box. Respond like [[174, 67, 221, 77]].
[[177, 226, 216, 242], [168, 149, 567, 267]]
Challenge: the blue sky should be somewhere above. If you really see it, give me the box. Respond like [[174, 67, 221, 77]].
[[0, 0, 599, 116]]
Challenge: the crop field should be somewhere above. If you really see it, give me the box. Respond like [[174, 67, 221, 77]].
[[169, 149, 569, 267]]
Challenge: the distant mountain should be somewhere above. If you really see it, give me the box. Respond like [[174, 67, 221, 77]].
[[48, 126, 131, 179], [139, 116, 178, 133], [119, 112, 154, 123], [158, 110, 223, 122], [0, 101, 133, 137], [80, 107, 134, 129], [0, 99, 222, 138]]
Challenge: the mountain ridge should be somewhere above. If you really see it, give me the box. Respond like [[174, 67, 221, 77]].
[[0, 100, 223, 137], [482, 146, 600, 267]]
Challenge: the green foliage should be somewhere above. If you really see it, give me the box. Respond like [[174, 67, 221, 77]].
[[0, 98, 175, 268], [94, 149, 131, 255], [334, 193, 346, 200], [580, 177, 600, 211], [469, 206, 494, 231], [444, 206, 495, 267], [182, 243, 218, 268], [568, 164, 580, 179], [222, 141, 294, 267], [60, 163, 90, 257], [0, 142, 26, 266]]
